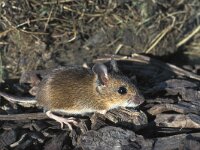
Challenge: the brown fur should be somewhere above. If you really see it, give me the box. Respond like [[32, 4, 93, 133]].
[[36, 66, 143, 114], [0, 63, 144, 115], [37, 67, 106, 112]]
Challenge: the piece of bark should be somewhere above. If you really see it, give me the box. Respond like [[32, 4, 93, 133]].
[[155, 114, 200, 128], [155, 127, 193, 135], [165, 79, 198, 88], [78, 119, 90, 134], [90, 113, 108, 130], [77, 126, 153, 150], [145, 79, 198, 95], [153, 134, 187, 150], [31, 121, 50, 132], [29, 132, 46, 144], [153, 133, 200, 150], [1, 121, 32, 130], [146, 97, 176, 104], [179, 88, 200, 102], [70, 129, 79, 148], [164, 88, 200, 101], [15, 139, 33, 149], [41, 126, 64, 138], [148, 101, 200, 115], [181, 133, 200, 150], [0, 113, 48, 120], [105, 108, 148, 130], [0, 130, 17, 149], [43, 132, 71, 150]]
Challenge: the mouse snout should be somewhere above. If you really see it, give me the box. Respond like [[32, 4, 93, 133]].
[[129, 94, 145, 106]]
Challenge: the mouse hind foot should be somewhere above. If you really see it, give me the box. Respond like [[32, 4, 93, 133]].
[[46, 111, 78, 130]]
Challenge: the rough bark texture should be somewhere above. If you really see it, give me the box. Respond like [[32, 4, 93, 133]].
[[0, 55, 200, 149]]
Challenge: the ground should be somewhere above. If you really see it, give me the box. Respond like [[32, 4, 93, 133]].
[[0, 0, 200, 79], [0, 0, 200, 149]]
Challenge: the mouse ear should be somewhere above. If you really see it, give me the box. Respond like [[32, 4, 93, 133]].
[[92, 63, 109, 85], [110, 56, 119, 73]]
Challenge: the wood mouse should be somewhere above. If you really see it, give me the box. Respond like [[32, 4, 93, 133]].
[[0, 59, 144, 130]]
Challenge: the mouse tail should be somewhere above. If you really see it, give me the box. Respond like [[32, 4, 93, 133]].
[[0, 91, 37, 104]]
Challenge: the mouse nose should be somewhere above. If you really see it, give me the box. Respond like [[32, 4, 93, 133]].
[[132, 94, 145, 105]]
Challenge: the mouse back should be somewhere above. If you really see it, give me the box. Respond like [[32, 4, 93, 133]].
[[36, 66, 105, 113]]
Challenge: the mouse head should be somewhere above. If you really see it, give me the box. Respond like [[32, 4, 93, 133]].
[[92, 59, 144, 110]]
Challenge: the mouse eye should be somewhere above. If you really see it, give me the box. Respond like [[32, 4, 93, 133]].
[[118, 86, 127, 95]]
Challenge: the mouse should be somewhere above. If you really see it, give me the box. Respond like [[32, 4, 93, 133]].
[[0, 59, 144, 130]]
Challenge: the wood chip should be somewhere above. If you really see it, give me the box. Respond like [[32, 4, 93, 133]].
[[155, 114, 200, 128], [154, 133, 200, 150], [105, 108, 148, 130], [0, 130, 17, 149], [148, 101, 200, 115], [77, 126, 153, 150]]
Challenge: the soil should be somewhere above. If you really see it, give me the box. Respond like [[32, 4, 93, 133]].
[[0, 0, 199, 79]]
